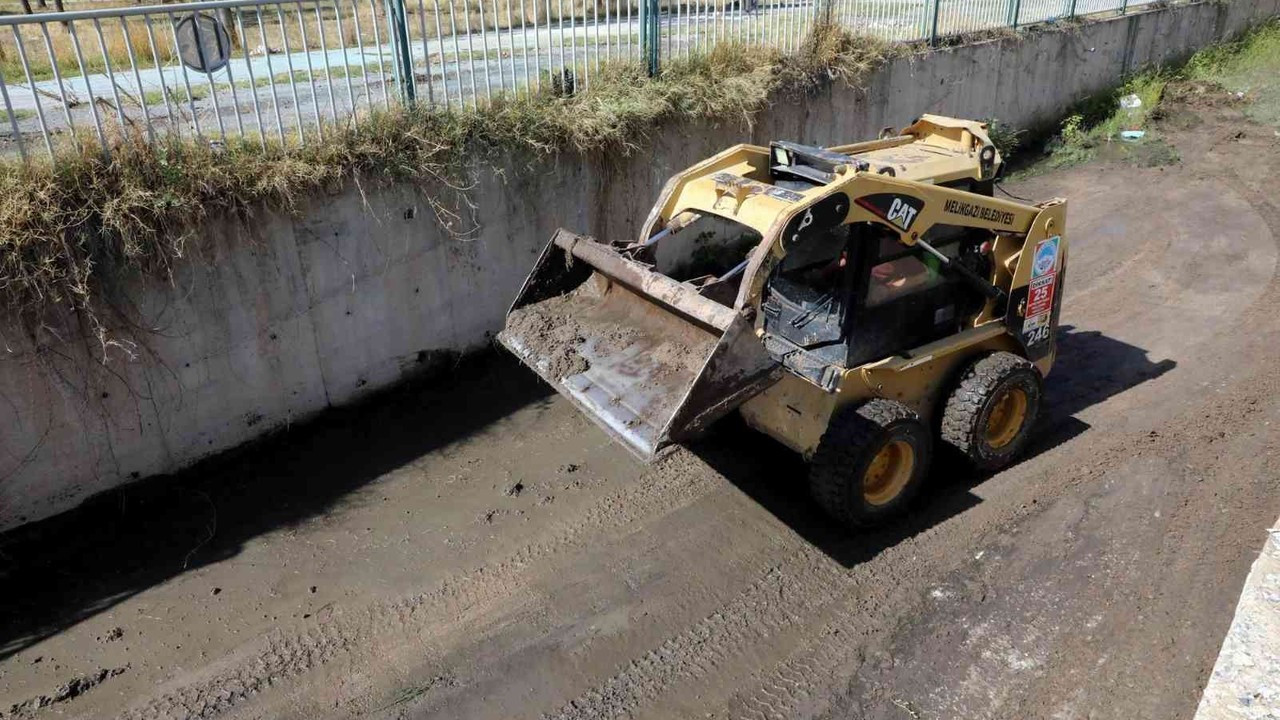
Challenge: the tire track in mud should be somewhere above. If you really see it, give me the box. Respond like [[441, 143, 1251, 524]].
[[546, 378, 1277, 720], [116, 451, 722, 720], [545, 551, 845, 720], [545, 446, 1076, 720]]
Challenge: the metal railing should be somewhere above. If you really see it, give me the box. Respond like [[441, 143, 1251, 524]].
[[0, 0, 1159, 162]]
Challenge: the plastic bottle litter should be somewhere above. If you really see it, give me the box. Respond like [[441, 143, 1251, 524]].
[[1118, 94, 1144, 141]]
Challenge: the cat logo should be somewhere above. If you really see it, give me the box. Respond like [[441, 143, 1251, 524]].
[[886, 198, 918, 231], [854, 193, 925, 232]]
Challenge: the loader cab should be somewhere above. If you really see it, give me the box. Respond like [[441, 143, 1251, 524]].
[[761, 220, 992, 381]]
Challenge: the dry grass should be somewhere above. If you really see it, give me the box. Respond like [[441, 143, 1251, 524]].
[[0, 25, 889, 341]]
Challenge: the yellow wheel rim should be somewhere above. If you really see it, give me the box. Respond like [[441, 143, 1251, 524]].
[[863, 439, 915, 506], [985, 387, 1028, 449]]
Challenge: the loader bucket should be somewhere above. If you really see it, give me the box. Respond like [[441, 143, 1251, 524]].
[[499, 229, 781, 462]]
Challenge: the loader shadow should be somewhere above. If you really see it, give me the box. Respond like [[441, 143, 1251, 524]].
[[0, 350, 552, 662], [691, 325, 1176, 569]]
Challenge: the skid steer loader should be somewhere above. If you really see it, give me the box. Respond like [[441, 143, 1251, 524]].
[[499, 115, 1067, 527]]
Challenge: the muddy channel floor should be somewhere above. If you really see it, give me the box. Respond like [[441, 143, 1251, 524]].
[[3, 93, 1280, 720]]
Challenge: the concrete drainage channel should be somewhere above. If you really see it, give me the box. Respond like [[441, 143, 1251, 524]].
[[2, 0, 1277, 534], [0, 3, 1279, 719]]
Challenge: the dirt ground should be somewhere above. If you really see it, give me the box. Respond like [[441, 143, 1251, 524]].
[[2, 87, 1280, 720]]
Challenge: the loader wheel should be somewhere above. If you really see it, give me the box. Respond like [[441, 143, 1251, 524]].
[[940, 352, 1043, 471], [809, 399, 932, 528]]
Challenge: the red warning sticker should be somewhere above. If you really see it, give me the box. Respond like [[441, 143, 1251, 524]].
[[1026, 273, 1056, 319]]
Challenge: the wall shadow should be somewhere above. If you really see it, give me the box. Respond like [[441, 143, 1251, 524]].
[[0, 325, 1176, 657], [691, 324, 1176, 569], [0, 349, 552, 662]]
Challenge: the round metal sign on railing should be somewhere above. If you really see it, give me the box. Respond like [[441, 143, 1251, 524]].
[[174, 12, 231, 74]]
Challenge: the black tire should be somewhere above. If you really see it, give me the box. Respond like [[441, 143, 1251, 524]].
[[809, 399, 932, 528], [940, 351, 1043, 471]]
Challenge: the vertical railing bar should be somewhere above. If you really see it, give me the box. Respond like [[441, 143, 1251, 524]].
[[714, 0, 722, 55], [586, 0, 593, 90], [593, 0, 600, 76], [505, 0, 518, 94], [660, 0, 668, 61], [295, 7, 324, 135], [739, 0, 745, 46], [233, 10, 267, 146], [141, 15, 174, 137], [545, 0, 555, 89], [314, 4, 342, 121], [499, 0, 514, 94], [188, 13, 228, 141], [694, 0, 701, 55], [415, 0, 437, 106], [477, 0, 493, 100], [716, 0, 727, 52], [783, 0, 793, 47], [716, 0, 723, 50], [567, 0, 577, 91], [0, 71, 28, 164], [445, 0, 470, 109], [119, 18, 155, 143], [555, 0, 565, 86], [255, 7, 287, 140], [167, 12, 204, 139], [735, 0, 741, 48], [703, 0, 709, 56], [482, 0, 497, 95], [349, 0, 371, 112], [716, 0, 727, 51], [380, 0, 403, 105], [776, 0, 784, 47], [332, 0, 360, 118], [519, 0, 530, 94], [11, 26, 55, 158], [699, 0, 706, 58], [605, 0, 612, 62], [686, 0, 696, 58], [691, 0, 701, 56], [366, 0, 391, 110], [760, 0, 767, 46], [790, 0, 797, 51], [533, 0, 544, 93], [491, 0, 506, 95], [694, 0, 701, 59], [216, 15, 246, 139], [767, 0, 775, 46], [91, 18, 128, 131], [67, 20, 111, 153], [747, 0, 757, 46], [430, 0, 451, 108], [274, 5, 307, 141], [464, 0, 480, 108], [680, 0, 691, 58], [674, 0, 681, 60]]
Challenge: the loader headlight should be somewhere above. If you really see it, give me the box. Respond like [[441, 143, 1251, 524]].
[[979, 145, 997, 178]]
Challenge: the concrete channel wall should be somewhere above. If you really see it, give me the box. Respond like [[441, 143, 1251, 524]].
[[1, 0, 1277, 532]]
